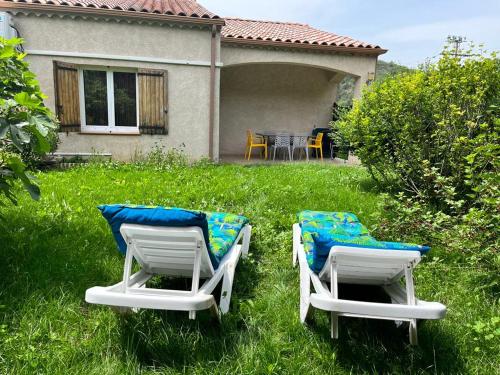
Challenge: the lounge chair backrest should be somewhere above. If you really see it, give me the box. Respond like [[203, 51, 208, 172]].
[[120, 224, 215, 279], [319, 247, 421, 285]]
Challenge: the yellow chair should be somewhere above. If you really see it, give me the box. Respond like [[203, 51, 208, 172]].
[[307, 132, 324, 160], [245, 130, 268, 160]]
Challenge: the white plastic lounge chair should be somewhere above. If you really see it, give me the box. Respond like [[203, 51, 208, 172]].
[[292, 213, 446, 345], [86, 221, 251, 320]]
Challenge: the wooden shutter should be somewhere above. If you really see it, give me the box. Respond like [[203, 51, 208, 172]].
[[138, 69, 168, 135], [53, 61, 81, 132]]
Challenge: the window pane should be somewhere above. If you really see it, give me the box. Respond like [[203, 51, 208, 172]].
[[114, 72, 137, 127], [83, 70, 108, 126]]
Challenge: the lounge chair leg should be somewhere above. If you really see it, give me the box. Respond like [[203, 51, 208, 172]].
[[299, 263, 311, 323], [404, 263, 418, 345], [292, 224, 300, 267], [242, 225, 252, 258], [330, 261, 339, 339], [189, 311, 196, 320], [220, 263, 235, 314], [331, 313, 339, 339], [209, 303, 221, 324], [409, 319, 418, 345]]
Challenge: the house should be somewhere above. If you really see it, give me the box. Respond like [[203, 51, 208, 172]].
[[0, 0, 386, 161]]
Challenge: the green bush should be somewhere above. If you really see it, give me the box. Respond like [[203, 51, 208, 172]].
[[337, 46, 499, 271], [0, 37, 58, 204], [337, 48, 499, 213]]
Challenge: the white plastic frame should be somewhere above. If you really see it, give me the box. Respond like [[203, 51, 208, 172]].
[[292, 223, 446, 345], [86, 223, 252, 320]]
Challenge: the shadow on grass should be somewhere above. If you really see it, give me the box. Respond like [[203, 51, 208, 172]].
[[0, 211, 260, 370], [0, 214, 116, 306], [117, 244, 261, 370], [307, 284, 464, 373]]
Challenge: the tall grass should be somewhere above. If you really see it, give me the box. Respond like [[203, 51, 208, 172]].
[[0, 162, 497, 374]]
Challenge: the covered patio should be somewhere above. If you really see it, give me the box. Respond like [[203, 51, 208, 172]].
[[219, 62, 344, 159], [217, 19, 383, 160]]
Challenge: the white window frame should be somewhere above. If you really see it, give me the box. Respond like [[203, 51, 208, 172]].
[[78, 66, 140, 134]]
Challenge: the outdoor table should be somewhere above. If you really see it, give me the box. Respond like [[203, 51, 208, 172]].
[[256, 130, 310, 138], [256, 131, 312, 161], [256, 130, 311, 145]]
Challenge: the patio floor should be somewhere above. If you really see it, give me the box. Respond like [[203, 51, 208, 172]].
[[219, 155, 361, 166]]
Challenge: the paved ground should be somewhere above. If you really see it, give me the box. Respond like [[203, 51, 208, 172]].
[[219, 154, 361, 166]]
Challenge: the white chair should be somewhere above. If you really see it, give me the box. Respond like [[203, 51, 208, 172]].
[[86, 223, 251, 320], [292, 135, 309, 161], [292, 224, 446, 345], [271, 134, 292, 161]]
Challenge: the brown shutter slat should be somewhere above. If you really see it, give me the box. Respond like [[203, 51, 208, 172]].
[[138, 69, 168, 135], [53, 61, 81, 132]]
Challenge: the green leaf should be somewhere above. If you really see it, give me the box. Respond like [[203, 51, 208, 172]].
[[9, 124, 30, 150], [14, 92, 41, 108], [22, 180, 40, 201], [0, 45, 15, 59]]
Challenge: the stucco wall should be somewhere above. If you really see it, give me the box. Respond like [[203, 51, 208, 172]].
[[220, 44, 378, 97], [11, 14, 216, 160], [9, 14, 378, 161], [219, 64, 338, 156]]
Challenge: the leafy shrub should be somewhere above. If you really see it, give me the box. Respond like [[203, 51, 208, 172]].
[[0, 37, 58, 204], [337, 46, 499, 211], [337, 45, 499, 272], [339, 48, 499, 211], [138, 143, 188, 170]]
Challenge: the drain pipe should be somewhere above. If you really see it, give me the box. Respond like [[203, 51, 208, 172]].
[[208, 24, 218, 160]]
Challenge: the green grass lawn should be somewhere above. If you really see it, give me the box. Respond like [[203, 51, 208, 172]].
[[0, 162, 498, 374]]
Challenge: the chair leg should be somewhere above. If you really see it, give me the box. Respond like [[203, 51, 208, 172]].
[[241, 225, 252, 258], [273, 146, 277, 161], [320, 148, 324, 161], [405, 263, 418, 345], [409, 319, 418, 345], [331, 313, 339, 339], [288, 146, 292, 161], [209, 303, 221, 323], [247, 145, 252, 160], [220, 262, 236, 314], [264, 146, 268, 160], [299, 262, 312, 323], [306, 147, 309, 161]]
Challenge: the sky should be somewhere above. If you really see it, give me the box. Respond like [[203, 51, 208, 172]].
[[200, 0, 500, 67]]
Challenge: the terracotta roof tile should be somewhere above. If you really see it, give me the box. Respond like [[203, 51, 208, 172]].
[[2, 0, 220, 18], [222, 18, 382, 50], [1, 0, 385, 52]]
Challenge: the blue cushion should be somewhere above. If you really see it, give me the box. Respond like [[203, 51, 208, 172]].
[[99, 205, 249, 270], [98, 204, 210, 256], [299, 211, 430, 273]]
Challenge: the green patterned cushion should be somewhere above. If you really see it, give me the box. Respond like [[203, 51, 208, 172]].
[[298, 211, 429, 273], [206, 212, 249, 267]]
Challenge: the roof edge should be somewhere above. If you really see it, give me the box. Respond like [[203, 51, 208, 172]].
[[223, 17, 308, 27], [0, 2, 226, 26], [221, 37, 387, 56]]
